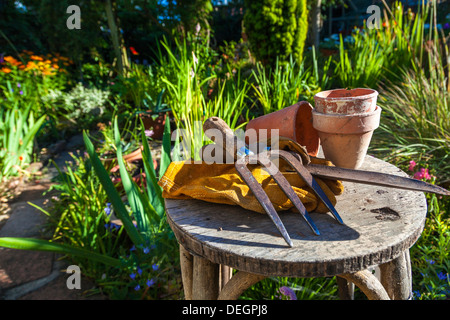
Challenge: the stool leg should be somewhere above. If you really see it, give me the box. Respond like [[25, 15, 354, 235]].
[[218, 271, 266, 300], [179, 245, 193, 300], [220, 265, 233, 290], [336, 277, 354, 300], [338, 270, 390, 300], [379, 250, 412, 300], [192, 255, 220, 300]]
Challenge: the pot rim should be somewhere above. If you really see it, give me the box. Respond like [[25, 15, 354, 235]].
[[314, 88, 378, 101], [312, 106, 381, 134]]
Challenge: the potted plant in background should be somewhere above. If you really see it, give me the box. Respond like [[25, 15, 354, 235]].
[[138, 89, 171, 140]]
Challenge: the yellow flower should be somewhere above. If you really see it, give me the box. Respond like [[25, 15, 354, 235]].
[[42, 69, 55, 76], [25, 61, 38, 70]]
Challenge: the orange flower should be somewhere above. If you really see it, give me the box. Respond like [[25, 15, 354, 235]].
[[1, 67, 12, 73], [19, 156, 23, 161], [52, 64, 59, 69], [25, 61, 38, 71], [30, 55, 43, 61], [4, 56, 21, 66]]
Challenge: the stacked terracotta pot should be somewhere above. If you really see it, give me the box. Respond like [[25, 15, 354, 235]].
[[312, 88, 381, 169]]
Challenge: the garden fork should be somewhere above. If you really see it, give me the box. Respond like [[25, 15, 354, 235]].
[[203, 117, 344, 247]]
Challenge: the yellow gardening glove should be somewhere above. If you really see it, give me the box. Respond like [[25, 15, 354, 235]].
[[158, 138, 343, 214]]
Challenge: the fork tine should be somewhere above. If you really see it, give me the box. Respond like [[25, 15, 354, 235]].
[[235, 157, 294, 247], [257, 156, 321, 236], [273, 150, 344, 225]]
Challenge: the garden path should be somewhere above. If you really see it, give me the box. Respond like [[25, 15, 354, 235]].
[[0, 134, 107, 300]]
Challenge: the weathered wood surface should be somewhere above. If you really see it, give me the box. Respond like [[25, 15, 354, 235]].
[[166, 155, 427, 278]]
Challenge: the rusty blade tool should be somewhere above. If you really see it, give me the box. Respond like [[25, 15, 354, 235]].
[[203, 117, 329, 247], [305, 163, 450, 196]]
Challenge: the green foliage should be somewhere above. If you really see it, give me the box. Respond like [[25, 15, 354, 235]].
[[42, 83, 112, 129], [335, 31, 385, 89], [0, 118, 180, 299], [0, 102, 46, 181], [0, 53, 69, 116], [251, 49, 333, 114], [174, 0, 213, 37], [20, 0, 107, 63], [157, 35, 249, 161], [370, 2, 449, 181], [243, 0, 308, 67], [241, 276, 339, 300], [334, 1, 433, 88]]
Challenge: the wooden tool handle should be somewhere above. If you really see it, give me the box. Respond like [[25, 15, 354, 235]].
[[203, 117, 241, 159]]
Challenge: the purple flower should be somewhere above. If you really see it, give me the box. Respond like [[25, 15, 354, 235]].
[[444, 23, 450, 29], [278, 286, 297, 300], [134, 284, 141, 291], [104, 203, 112, 215], [19, 91, 23, 95], [143, 247, 150, 254], [130, 272, 136, 280], [0, 53, 4, 64], [144, 130, 154, 138], [17, 83, 21, 88], [152, 264, 159, 271], [104, 221, 120, 231], [437, 272, 447, 281], [146, 278, 155, 287]]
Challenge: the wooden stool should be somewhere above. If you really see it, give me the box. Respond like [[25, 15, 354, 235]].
[[166, 156, 427, 300]]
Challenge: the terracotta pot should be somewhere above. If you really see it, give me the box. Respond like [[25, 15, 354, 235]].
[[314, 88, 378, 114], [245, 101, 320, 156], [139, 112, 167, 140], [312, 106, 381, 169]]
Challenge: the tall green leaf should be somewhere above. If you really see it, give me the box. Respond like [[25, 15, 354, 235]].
[[140, 121, 165, 217], [83, 130, 144, 246], [113, 118, 161, 237], [0, 237, 121, 267], [159, 113, 171, 178]]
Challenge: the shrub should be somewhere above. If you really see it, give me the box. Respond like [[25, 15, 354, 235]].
[[243, 0, 308, 67]]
